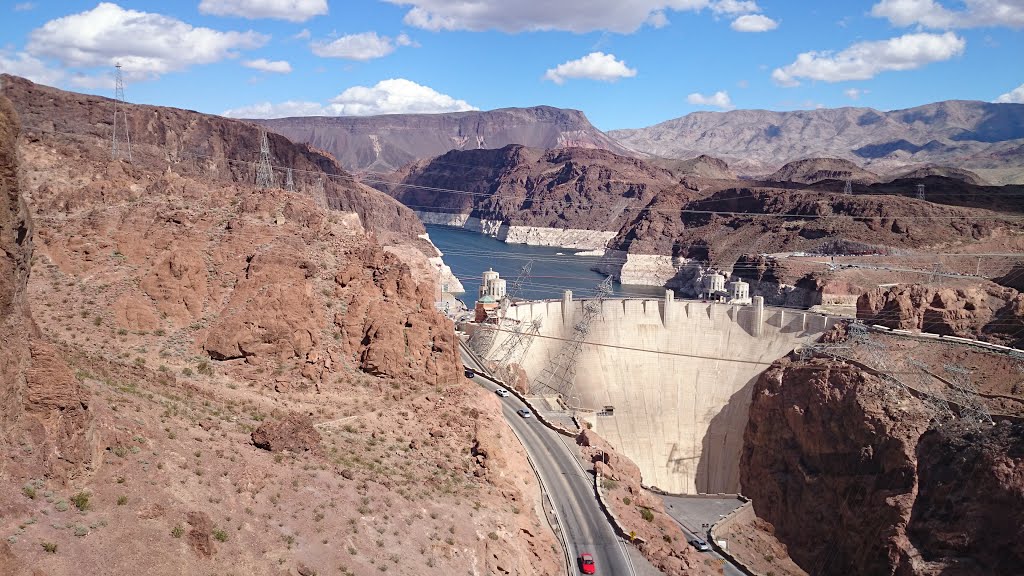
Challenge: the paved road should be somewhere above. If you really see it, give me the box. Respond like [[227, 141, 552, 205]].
[[460, 346, 635, 576], [661, 497, 746, 576]]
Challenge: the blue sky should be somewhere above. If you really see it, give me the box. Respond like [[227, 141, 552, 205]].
[[1, 1, 1022, 130]]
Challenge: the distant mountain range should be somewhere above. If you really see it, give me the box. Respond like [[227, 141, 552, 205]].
[[610, 100, 1024, 183], [255, 106, 629, 174], [257, 100, 1024, 184]]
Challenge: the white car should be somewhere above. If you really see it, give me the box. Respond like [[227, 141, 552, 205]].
[[516, 408, 532, 418], [495, 388, 510, 398]]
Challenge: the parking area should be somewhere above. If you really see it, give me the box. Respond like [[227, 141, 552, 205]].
[[660, 495, 745, 536]]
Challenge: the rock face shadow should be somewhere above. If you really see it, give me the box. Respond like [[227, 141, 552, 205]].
[[694, 374, 759, 494]]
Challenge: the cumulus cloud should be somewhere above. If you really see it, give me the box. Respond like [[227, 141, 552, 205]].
[[26, 3, 267, 81], [731, 14, 778, 31], [311, 31, 413, 60], [222, 78, 477, 118], [385, 0, 710, 33], [244, 58, 292, 73], [711, 0, 760, 14], [996, 83, 1024, 103], [687, 90, 734, 109], [199, 0, 328, 22], [544, 52, 637, 85], [0, 50, 64, 86], [772, 31, 965, 86], [871, 0, 1024, 28], [844, 87, 869, 100]]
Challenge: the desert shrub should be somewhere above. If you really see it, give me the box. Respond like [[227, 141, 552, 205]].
[[41, 542, 57, 553], [117, 496, 128, 506], [640, 507, 654, 522], [171, 525, 184, 538], [212, 528, 228, 542], [71, 492, 90, 511]]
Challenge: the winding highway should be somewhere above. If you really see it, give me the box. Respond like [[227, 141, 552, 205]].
[[460, 344, 636, 576]]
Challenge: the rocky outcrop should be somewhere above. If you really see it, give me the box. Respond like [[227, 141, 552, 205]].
[[0, 91, 95, 483], [741, 345, 1024, 576], [742, 357, 931, 575], [765, 157, 880, 184], [908, 421, 1024, 574], [609, 101, 1024, 182], [334, 246, 460, 385], [256, 105, 631, 173], [653, 154, 736, 180], [889, 165, 990, 186], [0, 73, 426, 247], [251, 412, 321, 453], [857, 283, 1024, 345], [380, 145, 686, 249]]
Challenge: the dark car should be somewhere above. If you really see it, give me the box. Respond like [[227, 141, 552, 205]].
[[464, 368, 475, 378], [578, 552, 596, 574]]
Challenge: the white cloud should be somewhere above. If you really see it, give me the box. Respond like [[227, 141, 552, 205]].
[[844, 87, 869, 100], [731, 14, 778, 31], [0, 50, 64, 86], [772, 31, 965, 86], [687, 90, 734, 109], [996, 83, 1024, 103], [222, 78, 477, 118], [386, 0, 710, 33], [871, 0, 1024, 28], [244, 58, 292, 73], [13, 3, 35, 11], [198, 0, 328, 22], [293, 28, 311, 40], [311, 32, 410, 60], [711, 0, 760, 14], [26, 3, 267, 81], [544, 52, 637, 85]]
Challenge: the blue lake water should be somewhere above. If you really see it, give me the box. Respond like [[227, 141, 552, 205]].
[[425, 224, 666, 307]]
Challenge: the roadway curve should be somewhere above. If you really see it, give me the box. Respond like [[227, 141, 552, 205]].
[[460, 346, 635, 576]]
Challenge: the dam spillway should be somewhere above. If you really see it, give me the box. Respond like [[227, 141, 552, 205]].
[[483, 293, 835, 494]]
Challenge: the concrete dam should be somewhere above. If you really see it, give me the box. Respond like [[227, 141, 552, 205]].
[[481, 293, 836, 494]]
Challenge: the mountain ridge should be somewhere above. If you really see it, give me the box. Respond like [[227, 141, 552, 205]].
[[609, 99, 1024, 183], [255, 105, 630, 174]]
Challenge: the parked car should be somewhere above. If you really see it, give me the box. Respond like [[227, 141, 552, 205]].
[[578, 552, 596, 574], [516, 408, 532, 418], [495, 388, 510, 398], [688, 538, 710, 552], [464, 368, 475, 378]]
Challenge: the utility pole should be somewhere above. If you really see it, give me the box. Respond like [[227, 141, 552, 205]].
[[285, 167, 295, 192], [843, 178, 853, 195], [915, 183, 926, 201], [255, 129, 275, 189], [111, 63, 132, 162]]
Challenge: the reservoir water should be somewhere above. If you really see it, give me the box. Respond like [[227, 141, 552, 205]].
[[424, 224, 666, 307]]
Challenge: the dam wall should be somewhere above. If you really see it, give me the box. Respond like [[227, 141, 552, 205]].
[[485, 293, 835, 494]]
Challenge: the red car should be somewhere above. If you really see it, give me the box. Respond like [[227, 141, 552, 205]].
[[578, 552, 596, 574]]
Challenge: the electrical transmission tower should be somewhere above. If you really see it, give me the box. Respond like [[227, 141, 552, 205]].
[[942, 364, 993, 426], [843, 178, 853, 195], [312, 176, 327, 208], [531, 276, 614, 404], [255, 130, 276, 189], [111, 63, 132, 162], [285, 168, 295, 192], [915, 183, 926, 200], [495, 317, 543, 385]]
